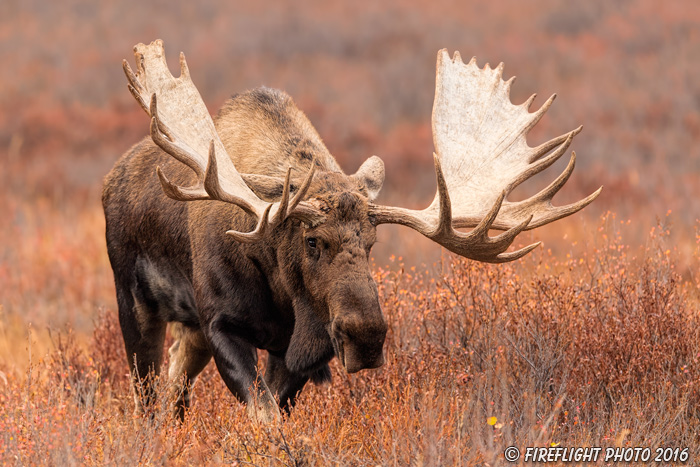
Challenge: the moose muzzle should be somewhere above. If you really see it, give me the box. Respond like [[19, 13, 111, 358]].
[[329, 278, 388, 373]]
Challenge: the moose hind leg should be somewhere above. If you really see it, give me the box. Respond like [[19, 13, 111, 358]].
[[117, 281, 167, 415], [168, 323, 212, 420], [121, 255, 194, 415]]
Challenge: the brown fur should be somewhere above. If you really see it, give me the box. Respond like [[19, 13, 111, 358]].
[[103, 87, 386, 421], [217, 88, 342, 178]]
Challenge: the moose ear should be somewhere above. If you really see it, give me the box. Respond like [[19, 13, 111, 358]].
[[352, 156, 385, 201]]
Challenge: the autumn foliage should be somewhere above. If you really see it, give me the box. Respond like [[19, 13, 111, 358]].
[[1, 0, 700, 465], [1, 216, 699, 464]]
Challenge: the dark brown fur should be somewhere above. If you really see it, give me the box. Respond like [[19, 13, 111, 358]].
[[103, 87, 386, 420]]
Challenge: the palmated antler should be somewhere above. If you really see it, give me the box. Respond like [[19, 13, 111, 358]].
[[369, 50, 601, 263], [123, 40, 325, 242]]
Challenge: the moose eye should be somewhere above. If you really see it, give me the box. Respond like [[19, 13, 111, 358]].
[[306, 237, 317, 249]]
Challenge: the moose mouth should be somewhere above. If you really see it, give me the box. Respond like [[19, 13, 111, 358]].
[[330, 331, 385, 374]]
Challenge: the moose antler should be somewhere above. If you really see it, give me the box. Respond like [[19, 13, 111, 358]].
[[123, 40, 324, 242], [369, 50, 601, 263]]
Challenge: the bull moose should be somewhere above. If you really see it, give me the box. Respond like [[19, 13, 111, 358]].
[[102, 40, 600, 421]]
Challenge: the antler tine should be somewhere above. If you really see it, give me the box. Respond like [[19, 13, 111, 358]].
[[506, 129, 576, 193], [526, 186, 603, 230], [226, 205, 273, 244], [522, 94, 557, 134], [150, 93, 209, 203], [369, 49, 601, 263], [149, 96, 202, 177], [148, 94, 174, 141], [490, 151, 602, 231], [528, 126, 582, 163], [432, 154, 454, 237], [203, 140, 263, 216], [287, 165, 316, 216], [156, 166, 208, 201], [532, 151, 579, 205], [266, 164, 325, 227], [488, 214, 532, 247], [281, 164, 328, 227], [123, 60, 149, 114], [490, 242, 541, 264], [273, 167, 294, 225], [463, 189, 507, 241], [179, 52, 190, 79]]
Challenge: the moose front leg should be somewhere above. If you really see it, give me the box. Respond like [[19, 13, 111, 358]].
[[264, 355, 332, 415], [206, 319, 281, 422], [264, 354, 310, 414]]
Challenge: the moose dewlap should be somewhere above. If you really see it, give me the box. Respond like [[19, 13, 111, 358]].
[[102, 39, 600, 422]]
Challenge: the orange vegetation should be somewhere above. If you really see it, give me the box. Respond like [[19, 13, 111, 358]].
[[1, 0, 699, 464], [0, 216, 699, 464]]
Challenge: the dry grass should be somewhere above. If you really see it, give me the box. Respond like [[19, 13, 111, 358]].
[[2, 0, 700, 464], [0, 216, 698, 465]]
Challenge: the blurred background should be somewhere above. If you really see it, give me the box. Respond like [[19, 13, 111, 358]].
[[1, 0, 698, 364]]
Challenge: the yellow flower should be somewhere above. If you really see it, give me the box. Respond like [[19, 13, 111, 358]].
[[487, 417, 497, 426]]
